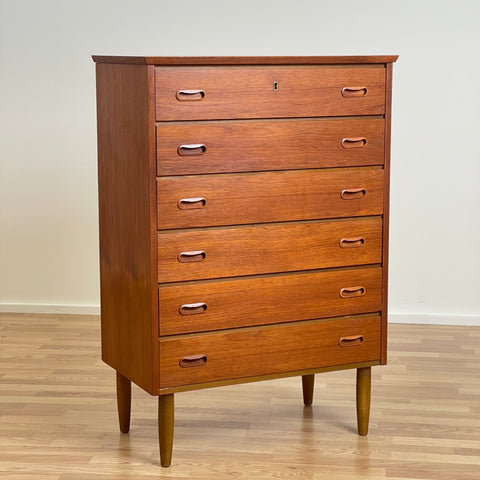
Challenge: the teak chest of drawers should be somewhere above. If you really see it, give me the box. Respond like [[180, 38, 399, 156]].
[[93, 55, 398, 467]]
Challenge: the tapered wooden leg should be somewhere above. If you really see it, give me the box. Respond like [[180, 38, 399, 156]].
[[116, 371, 131, 433], [158, 393, 174, 467], [356, 367, 371, 436], [302, 374, 315, 406]]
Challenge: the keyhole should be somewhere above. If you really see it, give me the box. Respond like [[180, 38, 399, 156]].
[[273, 81, 279, 91]]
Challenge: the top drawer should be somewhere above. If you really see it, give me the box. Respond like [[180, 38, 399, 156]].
[[155, 66, 386, 121]]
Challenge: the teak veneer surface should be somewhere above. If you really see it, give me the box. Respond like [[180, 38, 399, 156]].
[[156, 118, 385, 175], [380, 63, 394, 365], [92, 55, 399, 64], [93, 55, 397, 467], [155, 67, 385, 120], [95, 63, 158, 394], [159, 316, 381, 388], [157, 217, 382, 282], [158, 266, 382, 335], [157, 168, 384, 229]]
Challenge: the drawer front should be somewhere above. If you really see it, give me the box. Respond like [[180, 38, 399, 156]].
[[159, 316, 381, 388], [156, 119, 385, 175], [155, 67, 385, 121], [159, 267, 382, 335], [157, 217, 382, 282], [157, 169, 383, 229]]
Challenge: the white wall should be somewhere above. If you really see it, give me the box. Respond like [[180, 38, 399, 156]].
[[1, 0, 479, 323]]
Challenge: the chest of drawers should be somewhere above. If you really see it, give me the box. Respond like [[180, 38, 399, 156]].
[[93, 55, 397, 467]]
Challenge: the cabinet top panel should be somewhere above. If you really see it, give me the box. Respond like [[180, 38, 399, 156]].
[[92, 55, 398, 65]]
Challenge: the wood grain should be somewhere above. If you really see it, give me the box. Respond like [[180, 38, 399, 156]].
[[302, 374, 315, 406], [116, 372, 131, 433], [159, 316, 381, 388], [356, 366, 371, 435], [93, 55, 397, 467], [158, 394, 174, 467], [157, 168, 384, 229], [156, 118, 385, 175], [381, 62, 394, 365], [158, 266, 382, 335], [2, 313, 478, 480], [155, 67, 386, 120], [157, 217, 382, 282], [93, 54, 399, 65], [95, 63, 159, 394], [158, 360, 379, 394]]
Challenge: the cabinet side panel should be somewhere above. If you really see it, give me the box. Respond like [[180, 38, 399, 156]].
[[95, 63, 158, 394], [381, 63, 393, 365]]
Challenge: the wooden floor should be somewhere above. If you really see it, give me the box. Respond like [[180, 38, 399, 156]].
[[0, 313, 479, 479]]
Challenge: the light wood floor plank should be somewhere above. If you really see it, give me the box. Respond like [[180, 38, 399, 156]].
[[1, 313, 479, 479]]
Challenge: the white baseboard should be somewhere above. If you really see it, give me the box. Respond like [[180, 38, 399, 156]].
[[0, 305, 478, 325], [389, 312, 480, 326], [0, 304, 100, 315]]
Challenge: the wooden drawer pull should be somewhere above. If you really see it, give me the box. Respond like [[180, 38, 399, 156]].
[[338, 335, 364, 347], [177, 251, 206, 263], [341, 188, 367, 200], [179, 302, 207, 315], [177, 144, 207, 156], [341, 137, 368, 149], [340, 286, 366, 298], [177, 197, 207, 210], [179, 354, 207, 368], [341, 86, 368, 97], [339, 237, 365, 248], [176, 89, 206, 101]]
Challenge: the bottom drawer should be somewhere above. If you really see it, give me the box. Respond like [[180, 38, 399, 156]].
[[159, 316, 381, 388]]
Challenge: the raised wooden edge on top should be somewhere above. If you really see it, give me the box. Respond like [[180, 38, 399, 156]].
[[92, 55, 399, 65]]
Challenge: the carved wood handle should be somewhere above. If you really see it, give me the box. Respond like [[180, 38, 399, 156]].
[[341, 188, 367, 200], [339, 237, 365, 248], [176, 89, 206, 101], [341, 86, 368, 97], [338, 335, 364, 347], [177, 197, 207, 210], [177, 251, 206, 263], [179, 303, 207, 315], [341, 137, 368, 149], [179, 354, 208, 368], [339, 286, 366, 298], [177, 144, 207, 156]]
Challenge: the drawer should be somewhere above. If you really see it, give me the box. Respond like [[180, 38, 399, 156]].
[[157, 217, 382, 282], [156, 118, 385, 175], [157, 168, 384, 229], [159, 315, 381, 388], [159, 267, 382, 335], [155, 67, 385, 121]]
